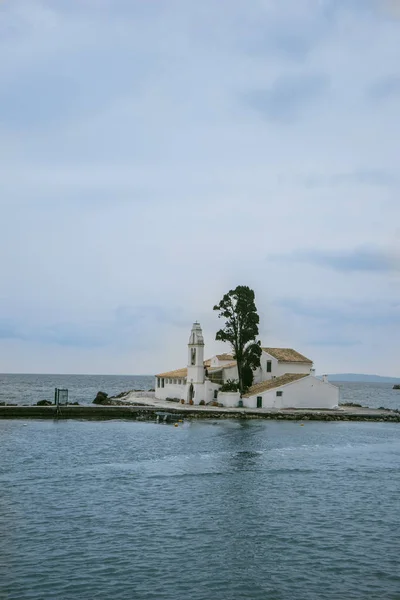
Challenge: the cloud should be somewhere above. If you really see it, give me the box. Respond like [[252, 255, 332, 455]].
[[0, 317, 111, 348], [0, 0, 400, 375], [0, 305, 189, 349], [367, 75, 400, 101], [245, 74, 328, 122], [380, 0, 400, 19], [238, 2, 333, 62], [269, 295, 400, 375], [307, 337, 361, 347], [0, 5, 153, 132], [275, 247, 400, 273], [0, 320, 19, 340], [247, 32, 314, 62], [301, 169, 398, 188], [276, 297, 400, 327]]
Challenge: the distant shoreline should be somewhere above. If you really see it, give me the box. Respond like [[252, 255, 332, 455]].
[[323, 374, 400, 383]]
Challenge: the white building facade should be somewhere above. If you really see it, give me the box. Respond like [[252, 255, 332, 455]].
[[242, 373, 339, 409], [155, 322, 339, 409]]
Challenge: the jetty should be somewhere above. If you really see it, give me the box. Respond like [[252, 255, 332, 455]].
[[1, 404, 400, 422]]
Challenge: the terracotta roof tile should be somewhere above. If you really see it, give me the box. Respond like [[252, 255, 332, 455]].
[[262, 347, 312, 364], [208, 361, 237, 372], [221, 361, 237, 369], [156, 368, 187, 379], [243, 373, 309, 397]]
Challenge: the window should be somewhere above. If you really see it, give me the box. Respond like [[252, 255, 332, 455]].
[[266, 361, 272, 373], [191, 348, 196, 365], [157, 378, 160, 388], [214, 390, 218, 399], [173, 379, 177, 385], [257, 396, 262, 408], [276, 391, 283, 397], [161, 378, 165, 388]]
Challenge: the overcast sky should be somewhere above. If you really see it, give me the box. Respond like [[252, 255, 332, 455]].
[[1, 0, 399, 376]]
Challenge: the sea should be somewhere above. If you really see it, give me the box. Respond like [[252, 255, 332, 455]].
[[0, 373, 155, 406], [1, 377, 400, 600]]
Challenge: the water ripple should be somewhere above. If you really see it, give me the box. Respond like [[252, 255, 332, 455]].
[[1, 419, 400, 600]]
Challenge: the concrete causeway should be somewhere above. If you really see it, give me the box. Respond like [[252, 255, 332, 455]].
[[1, 404, 400, 422]]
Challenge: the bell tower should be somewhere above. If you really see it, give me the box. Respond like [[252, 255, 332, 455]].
[[186, 321, 205, 403]]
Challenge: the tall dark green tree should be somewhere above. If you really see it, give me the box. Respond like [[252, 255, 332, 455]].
[[213, 285, 262, 393]]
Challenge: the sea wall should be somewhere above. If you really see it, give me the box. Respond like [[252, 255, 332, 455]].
[[1, 405, 400, 422]]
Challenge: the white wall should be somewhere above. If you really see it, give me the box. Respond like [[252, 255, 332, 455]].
[[254, 353, 278, 383], [254, 352, 312, 383], [191, 381, 206, 404], [210, 356, 234, 368], [184, 380, 221, 405], [187, 363, 205, 385], [244, 376, 339, 410], [223, 365, 238, 381], [155, 379, 186, 401], [275, 362, 312, 377], [204, 380, 221, 404], [218, 391, 241, 408], [156, 380, 221, 404]]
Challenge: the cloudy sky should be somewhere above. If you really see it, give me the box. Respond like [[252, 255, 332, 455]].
[[0, 0, 399, 376]]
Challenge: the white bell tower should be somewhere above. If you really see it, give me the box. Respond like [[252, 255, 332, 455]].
[[186, 321, 205, 403]]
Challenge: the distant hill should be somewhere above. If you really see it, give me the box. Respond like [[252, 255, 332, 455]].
[[321, 374, 400, 383]]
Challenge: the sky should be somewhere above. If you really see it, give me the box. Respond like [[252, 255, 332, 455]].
[[0, 0, 399, 376]]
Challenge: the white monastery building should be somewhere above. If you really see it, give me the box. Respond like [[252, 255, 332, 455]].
[[155, 322, 339, 410]]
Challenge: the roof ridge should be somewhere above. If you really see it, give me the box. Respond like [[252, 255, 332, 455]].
[[243, 373, 309, 397], [156, 367, 187, 378], [261, 347, 312, 364]]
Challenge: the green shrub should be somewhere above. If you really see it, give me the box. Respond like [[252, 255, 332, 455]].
[[219, 379, 240, 392]]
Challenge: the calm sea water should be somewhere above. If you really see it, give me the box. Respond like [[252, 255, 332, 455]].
[[1, 418, 400, 600], [0, 373, 154, 406], [335, 381, 400, 410], [1, 373, 400, 410]]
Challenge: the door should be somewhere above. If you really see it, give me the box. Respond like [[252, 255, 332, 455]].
[[188, 383, 194, 403], [257, 396, 262, 408]]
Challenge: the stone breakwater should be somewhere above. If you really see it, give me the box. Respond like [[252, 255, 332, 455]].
[[1, 405, 400, 422]]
